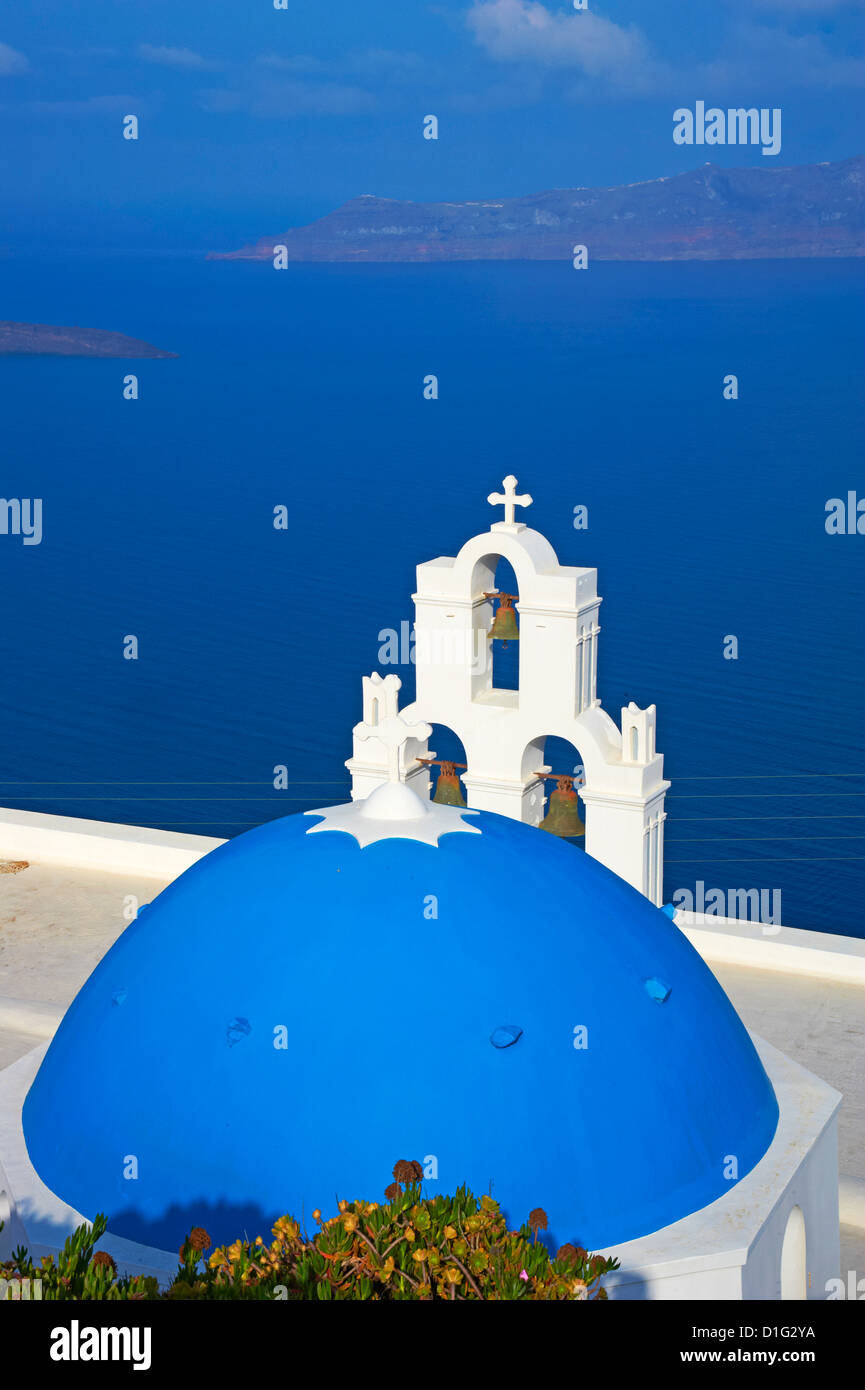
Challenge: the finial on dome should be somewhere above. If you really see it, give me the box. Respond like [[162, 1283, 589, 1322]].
[[305, 710, 480, 847], [355, 709, 432, 785], [488, 475, 532, 530]]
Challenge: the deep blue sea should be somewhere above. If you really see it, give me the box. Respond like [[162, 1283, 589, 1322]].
[[1, 253, 863, 935]]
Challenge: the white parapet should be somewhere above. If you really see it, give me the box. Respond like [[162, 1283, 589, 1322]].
[[677, 913, 865, 985], [601, 1036, 841, 1300], [0, 806, 223, 880]]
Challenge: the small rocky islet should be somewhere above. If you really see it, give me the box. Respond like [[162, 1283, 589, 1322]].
[[0, 321, 176, 358]]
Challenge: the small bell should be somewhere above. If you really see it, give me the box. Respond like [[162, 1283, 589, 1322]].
[[416, 757, 468, 808], [539, 774, 585, 839], [433, 761, 467, 808], [485, 591, 519, 646]]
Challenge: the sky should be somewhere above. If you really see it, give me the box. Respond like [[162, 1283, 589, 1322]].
[[0, 0, 863, 250]]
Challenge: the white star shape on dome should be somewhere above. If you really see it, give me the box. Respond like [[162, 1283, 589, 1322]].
[[305, 711, 480, 848], [305, 781, 480, 849]]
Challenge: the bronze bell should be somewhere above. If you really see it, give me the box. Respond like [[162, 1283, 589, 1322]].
[[416, 757, 468, 808], [539, 774, 585, 839], [433, 761, 467, 808], [485, 591, 519, 646]]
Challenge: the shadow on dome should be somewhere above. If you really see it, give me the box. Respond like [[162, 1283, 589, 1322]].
[[104, 1198, 288, 1254]]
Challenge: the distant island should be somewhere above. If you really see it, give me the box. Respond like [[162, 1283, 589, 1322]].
[[0, 322, 177, 358], [211, 155, 865, 264]]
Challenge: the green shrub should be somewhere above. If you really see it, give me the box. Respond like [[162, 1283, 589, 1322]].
[[0, 1160, 618, 1301]]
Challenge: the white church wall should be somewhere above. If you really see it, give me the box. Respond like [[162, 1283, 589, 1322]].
[[741, 1106, 840, 1301], [0, 1153, 29, 1261], [601, 1037, 841, 1301]]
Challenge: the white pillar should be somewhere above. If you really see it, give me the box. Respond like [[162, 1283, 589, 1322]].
[[575, 638, 585, 716], [580, 790, 667, 903]]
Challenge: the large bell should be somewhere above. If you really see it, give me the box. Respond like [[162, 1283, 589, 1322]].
[[433, 761, 467, 808], [540, 775, 585, 838], [487, 592, 519, 646]]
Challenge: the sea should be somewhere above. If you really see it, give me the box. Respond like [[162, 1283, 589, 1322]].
[[1, 252, 863, 936]]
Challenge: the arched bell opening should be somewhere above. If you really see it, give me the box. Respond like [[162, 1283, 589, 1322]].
[[478, 556, 521, 701], [417, 724, 470, 808], [522, 734, 587, 845]]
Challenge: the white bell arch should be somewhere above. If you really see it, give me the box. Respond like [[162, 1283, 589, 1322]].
[[346, 480, 670, 902]]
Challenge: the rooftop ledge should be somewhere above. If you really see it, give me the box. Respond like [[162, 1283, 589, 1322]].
[[0, 805, 224, 880], [676, 911, 865, 986]]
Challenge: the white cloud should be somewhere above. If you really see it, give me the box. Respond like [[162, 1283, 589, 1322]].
[[201, 78, 377, 118], [755, 0, 864, 9], [257, 53, 326, 75], [466, 0, 659, 83], [258, 48, 429, 86], [701, 23, 865, 88], [0, 42, 29, 75], [138, 44, 219, 71], [466, 0, 865, 97], [24, 93, 140, 117]]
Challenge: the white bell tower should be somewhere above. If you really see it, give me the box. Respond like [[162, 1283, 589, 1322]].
[[346, 478, 670, 903]]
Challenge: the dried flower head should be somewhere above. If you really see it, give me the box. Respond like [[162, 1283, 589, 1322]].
[[384, 1182, 401, 1201], [91, 1250, 116, 1273], [392, 1158, 423, 1185], [556, 1243, 578, 1266], [187, 1227, 212, 1253], [528, 1208, 548, 1234]]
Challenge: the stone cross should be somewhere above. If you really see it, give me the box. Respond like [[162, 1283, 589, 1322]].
[[356, 711, 433, 783], [488, 475, 533, 527]]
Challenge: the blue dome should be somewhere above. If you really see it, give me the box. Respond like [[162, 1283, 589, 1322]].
[[24, 808, 778, 1252]]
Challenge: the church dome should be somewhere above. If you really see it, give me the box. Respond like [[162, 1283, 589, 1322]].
[[23, 802, 778, 1253]]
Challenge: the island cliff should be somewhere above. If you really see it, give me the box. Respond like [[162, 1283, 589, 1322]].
[[211, 155, 865, 264], [0, 322, 177, 358]]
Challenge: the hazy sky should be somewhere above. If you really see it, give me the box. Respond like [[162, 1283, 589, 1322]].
[[1, 0, 863, 249]]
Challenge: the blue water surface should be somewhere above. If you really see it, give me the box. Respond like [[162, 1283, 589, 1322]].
[[0, 253, 862, 934]]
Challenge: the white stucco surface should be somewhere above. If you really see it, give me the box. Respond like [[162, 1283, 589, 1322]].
[[0, 861, 171, 1005], [709, 958, 865, 1280], [711, 961, 864, 1182]]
